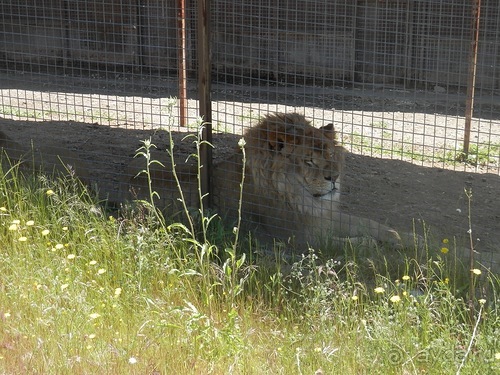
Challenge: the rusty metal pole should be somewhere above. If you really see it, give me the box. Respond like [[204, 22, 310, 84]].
[[177, 0, 188, 127], [463, 0, 481, 157], [197, 0, 213, 208]]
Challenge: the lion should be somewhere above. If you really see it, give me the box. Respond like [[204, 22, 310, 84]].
[[213, 113, 412, 248], [124, 113, 412, 250]]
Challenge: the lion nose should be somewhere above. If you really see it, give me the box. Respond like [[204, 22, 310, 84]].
[[327, 169, 341, 181], [324, 176, 337, 191]]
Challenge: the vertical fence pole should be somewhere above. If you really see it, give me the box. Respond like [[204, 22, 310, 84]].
[[177, 0, 188, 127], [197, 0, 213, 207], [463, 0, 481, 157]]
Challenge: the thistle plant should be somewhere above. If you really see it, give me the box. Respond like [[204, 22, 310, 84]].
[[133, 138, 166, 229]]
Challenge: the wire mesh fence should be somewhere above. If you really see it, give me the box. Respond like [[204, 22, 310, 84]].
[[0, 0, 499, 268]]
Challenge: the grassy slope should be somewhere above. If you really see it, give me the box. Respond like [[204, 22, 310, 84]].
[[0, 162, 498, 375]]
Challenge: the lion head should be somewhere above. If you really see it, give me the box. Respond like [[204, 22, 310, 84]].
[[242, 113, 344, 215]]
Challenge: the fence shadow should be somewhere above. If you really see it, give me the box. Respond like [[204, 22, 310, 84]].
[[1, 117, 498, 271]]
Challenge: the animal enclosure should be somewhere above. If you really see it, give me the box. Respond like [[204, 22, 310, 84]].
[[0, 1, 499, 269]]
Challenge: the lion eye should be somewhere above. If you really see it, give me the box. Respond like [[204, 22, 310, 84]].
[[305, 160, 315, 167]]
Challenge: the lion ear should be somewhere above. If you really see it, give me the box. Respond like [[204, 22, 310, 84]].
[[321, 123, 336, 139], [321, 123, 334, 133]]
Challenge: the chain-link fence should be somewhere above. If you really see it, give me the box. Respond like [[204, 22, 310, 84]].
[[1, 0, 499, 269]]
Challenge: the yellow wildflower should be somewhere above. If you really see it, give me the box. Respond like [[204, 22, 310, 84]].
[[390, 295, 401, 303], [374, 287, 385, 294]]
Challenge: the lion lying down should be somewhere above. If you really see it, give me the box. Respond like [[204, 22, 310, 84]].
[[124, 113, 416, 250]]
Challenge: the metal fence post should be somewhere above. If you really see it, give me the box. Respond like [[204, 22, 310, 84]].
[[463, 0, 482, 157], [177, 0, 188, 127]]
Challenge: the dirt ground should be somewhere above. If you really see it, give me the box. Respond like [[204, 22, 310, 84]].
[[0, 76, 499, 272]]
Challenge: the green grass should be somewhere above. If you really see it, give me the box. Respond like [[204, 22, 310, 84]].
[[452, 143, 500, 166], [349, 129, 500, 167], [0, 106, 45, 119], [0, 158, 499, 374], [0, 104, 127, 124], [349, 131, 430, 162]]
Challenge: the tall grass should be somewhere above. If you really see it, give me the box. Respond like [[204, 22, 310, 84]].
[[0, 150, 498, 374]]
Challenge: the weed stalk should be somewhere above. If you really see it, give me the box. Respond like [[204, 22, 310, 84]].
[[133, 138, 166, 230], [464, 188, 476, 319]]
